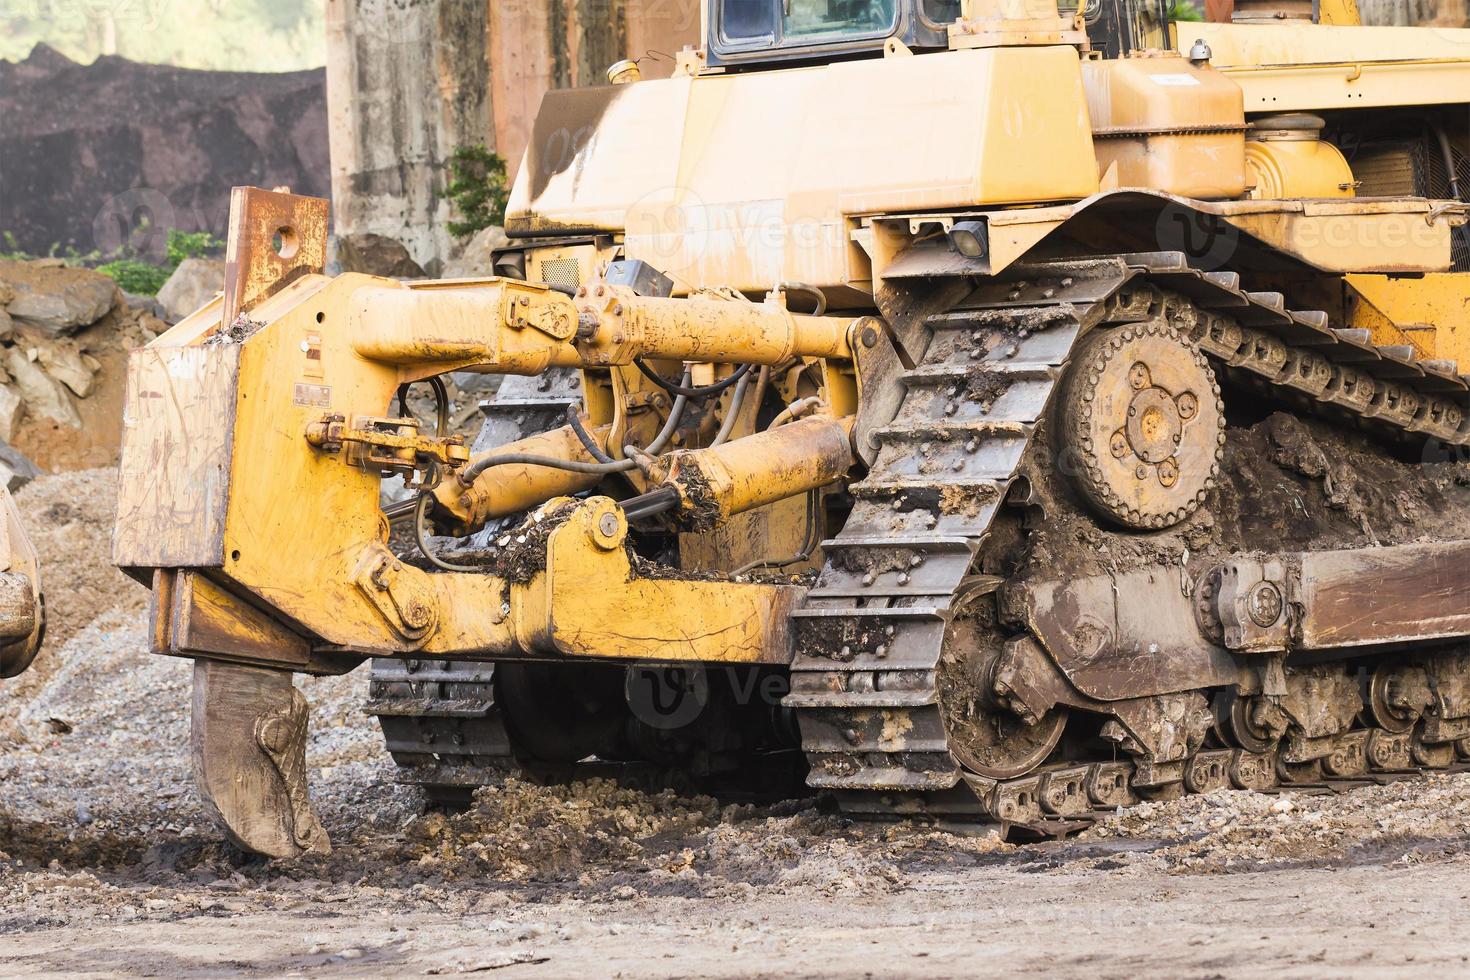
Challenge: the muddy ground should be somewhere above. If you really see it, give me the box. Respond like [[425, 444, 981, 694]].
[[2, 469, 1470, 978]]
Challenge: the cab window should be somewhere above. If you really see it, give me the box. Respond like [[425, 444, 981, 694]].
[[718, 0, 900, 46]]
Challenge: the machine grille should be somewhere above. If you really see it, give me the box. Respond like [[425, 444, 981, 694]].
[[1352, 138, 1470, 271], [540, 258, 582, 294]]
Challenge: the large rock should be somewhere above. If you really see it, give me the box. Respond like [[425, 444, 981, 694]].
[[2, 347, 80, 428], [0, 258, 119, 335], [122, 291, 167, 322], [0, 386, 21, 444], [12, 325, 97, 398], [156, 258, 225, 324], [0, 441, 41, 493], [442, 226, 510, 279], [334, 233, 426, 279]]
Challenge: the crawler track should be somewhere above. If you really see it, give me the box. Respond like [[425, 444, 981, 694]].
[[367, 370, 583, 798], [786, 251, 1470, 835], [371, 252, 1470, 829]]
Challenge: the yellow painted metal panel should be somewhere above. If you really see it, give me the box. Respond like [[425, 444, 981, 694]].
[[1182, 24, 1470, 111], [509, 46, 1098, 292], [526, 501, 797, 664], [1347, 272, 1470, 369]]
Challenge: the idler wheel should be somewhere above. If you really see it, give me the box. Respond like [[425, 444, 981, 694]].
[[1061, 321, 1225, 530], [937, 583, 1066, 780], [1217, 690, 1281, 754], [1367, 663, 1424, 734]]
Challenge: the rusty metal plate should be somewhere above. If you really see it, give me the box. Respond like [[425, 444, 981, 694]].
[[1299, 540, 1470, 649], [222, 186, 329, 327]]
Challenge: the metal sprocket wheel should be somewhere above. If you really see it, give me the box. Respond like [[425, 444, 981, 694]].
[[1061, 320, 1226, 530], [937, 585, 1066, 780]]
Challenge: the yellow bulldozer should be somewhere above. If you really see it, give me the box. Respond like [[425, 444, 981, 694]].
[[0, 488, 46, 691], [114, 0, 1470, 857]]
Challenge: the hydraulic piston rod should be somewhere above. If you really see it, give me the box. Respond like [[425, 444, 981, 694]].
[[642, 415, 855, 530], [348, 276, 856, 373]]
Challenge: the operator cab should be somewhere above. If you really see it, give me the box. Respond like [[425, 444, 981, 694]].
[[704, 0, 1172, 69], [707, 0, 962, 68]]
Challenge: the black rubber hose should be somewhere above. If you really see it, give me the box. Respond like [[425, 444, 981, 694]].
[[566, 404, 615, 463], [634, 359, 752, 399], [414, 490, 481, 573], [460, 452, 637, 485], [396, 376, 450, 437]]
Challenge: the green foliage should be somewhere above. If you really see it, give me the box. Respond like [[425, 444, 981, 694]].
[[166, 228, 222, 266], [91, 228, 221, 296], [0, 0, 324, 72], [2, 223, 218, 293], [96, 259, 172, 296], [0, 232, 30, 262], [1168, 0, 1205, 20], [444, 145, 510, 239]]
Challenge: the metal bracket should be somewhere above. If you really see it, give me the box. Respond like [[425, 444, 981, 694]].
[[305, 413, 468, 483], [353, 546, 438, 646], [222, 186, 328, 328], [1199, 559, 1293, 652]]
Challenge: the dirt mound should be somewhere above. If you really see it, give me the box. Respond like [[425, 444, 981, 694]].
[[1080, 774, 1470, 873], [1022, 412, 1470, 580], [0, 45, 327, 257], [0, 259, 154, 471]]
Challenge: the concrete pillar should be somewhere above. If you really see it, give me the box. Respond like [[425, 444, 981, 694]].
[[327, 0, 700, 271], [325, 0, 492, 274]]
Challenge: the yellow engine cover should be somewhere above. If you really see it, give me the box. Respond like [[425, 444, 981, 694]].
[[505, 46, 1101, 294]]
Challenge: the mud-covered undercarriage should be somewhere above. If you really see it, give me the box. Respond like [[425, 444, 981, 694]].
[[365, 250, 1470, 841]]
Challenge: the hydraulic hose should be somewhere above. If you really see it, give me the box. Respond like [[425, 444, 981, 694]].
[[567, 404, 615, 463], [634, 359, 752, 399], [710, 364, 754, 448]]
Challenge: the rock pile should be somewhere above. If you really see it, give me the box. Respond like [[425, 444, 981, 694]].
[[0, 258, 165, 461], [0, 45, 328, 257], [155, 258, 225, 324]]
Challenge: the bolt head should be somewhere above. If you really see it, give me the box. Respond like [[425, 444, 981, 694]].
[[1247, 581, 1284, 627]]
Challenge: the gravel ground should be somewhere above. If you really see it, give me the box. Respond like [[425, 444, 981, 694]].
[[3, 470, 1470, 977]]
